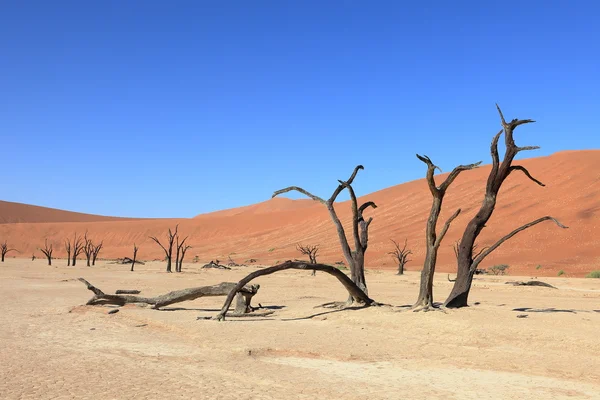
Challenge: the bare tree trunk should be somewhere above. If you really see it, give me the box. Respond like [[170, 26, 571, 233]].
[[445, 106, 568, 308], [78, 278, 260, 311], [40, 239, 53, 266], [150, 225, 179, 273], [92, 242, 103, 266], [214, 261, 377, 321], [131, 244, 138, 272]]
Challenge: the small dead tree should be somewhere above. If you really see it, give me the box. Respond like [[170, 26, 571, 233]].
[[1, 241, 17, 262], [175, 234, 190, 273], [413, 154, 481, 311], [83, 233, 94, 267], [71, 233, 85, 267], [273, 165, 377, 304], [40, 239, 54, 266], [131, 243, 139, 272], [92, 241, 103, 266], [65, 239, 72, 266], [149, 225, 178, 273], [296, 243, 319, 276], [388, 239, 412, 275], [445, 105, 568, 308]]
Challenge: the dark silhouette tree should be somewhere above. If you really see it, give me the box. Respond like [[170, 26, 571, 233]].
[[175, 234, 190, 273], [296, 243, 319, 276], [150, 225, 178, 273], [273, 165, 376, 304], [413, 154, 481, 311], [70, 233, 85, 267], [40, 239, 54, 266], [131, 243, 139, 272], [64, 239, 72, 266], [445, 105, 568, 308], [83, 232, 94, 267], [92, 241, 103, 266], [388, 239, 412, 275], [0, 241, 17, 262]]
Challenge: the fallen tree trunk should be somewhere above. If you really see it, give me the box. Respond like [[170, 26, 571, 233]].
[[214, 260, 377, 321], [506, 280, 557, 289], [78, 278, 260, 311]]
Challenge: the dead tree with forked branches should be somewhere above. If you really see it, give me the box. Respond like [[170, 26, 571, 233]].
[[83, 232, 94, 267], [70, 233, 85, 267], [65, 239, 71, 266], [296, 243, 319, 276], [1, 241, 17, 262], [40, 239, 54, 266], [445, 105, 568, 308], [273, 165, 377, 304], [175, 235, 191, 273], [388, 239, 412, 275], [92, 241, 103, 266], [149, 225, 178, 273], [413, 154, 481, 311]]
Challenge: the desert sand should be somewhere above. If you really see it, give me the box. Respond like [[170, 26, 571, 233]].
[[1, 150, 599, 278], [1, 258, 599, 399]]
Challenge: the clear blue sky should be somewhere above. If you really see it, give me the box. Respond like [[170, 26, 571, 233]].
[[2, 1, 599, 218]]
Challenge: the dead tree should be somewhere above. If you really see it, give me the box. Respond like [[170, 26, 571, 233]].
[[214, 260, 377, 321], [131, 244, 138, 272], [413, 154, 481, 311], [83, 233, 94, 267], [0, 241, 17, 262], [273, 166, 376, 304], [296, 243, 319, 276], [149, 225, 178, 273], [65, 239, 71, 266], [40, 239, 54, 266], [71, 233, 85, 267], [78, 278, 260, 315], [92, 241, 103, 266], [445, 105, 568, 308], [175, 234, 190, 273], [388, 239, 412, 275]]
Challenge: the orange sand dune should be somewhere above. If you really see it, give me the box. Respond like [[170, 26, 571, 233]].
[[0, 200, 140, 224], [1, 150, 598, 277]]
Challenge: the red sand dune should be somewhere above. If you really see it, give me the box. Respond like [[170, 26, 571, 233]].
[[1, 150, 598, 277]]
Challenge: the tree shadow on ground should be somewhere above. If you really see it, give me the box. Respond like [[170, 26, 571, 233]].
[[513, 307, 576, 313], [281, 305, 369, 321]]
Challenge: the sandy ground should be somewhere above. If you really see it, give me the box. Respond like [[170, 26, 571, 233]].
[[1, 259, 599, 400]]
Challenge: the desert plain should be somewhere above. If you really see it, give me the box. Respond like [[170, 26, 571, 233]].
[[1, 150, 600, 399]]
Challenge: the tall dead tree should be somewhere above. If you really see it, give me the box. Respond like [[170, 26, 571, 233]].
[[413, 155, 481, 311], [273, 165, 376, 303], [177, 243, 191, 273], [445, 105, 568, 308], [296, 243, 319, 276], [388, 239, 412, 275], [83, 233, 94, 267], [0, 241, 17, 262], [150, 225, 178, 273], [92, 241, 103, 266], [65, 239, 72, 266], [71, 233, 85, 267], [131, 243, 139, 272], [40, 239, 54, 266]]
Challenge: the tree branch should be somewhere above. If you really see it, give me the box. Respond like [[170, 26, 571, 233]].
[[509, 165, 545, 186], [435, 208, 461, 248], [272, 186, 326, 203], [471, 216, 568, 270]]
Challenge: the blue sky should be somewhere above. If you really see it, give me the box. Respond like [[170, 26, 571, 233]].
[[2, 1, 599, 218]]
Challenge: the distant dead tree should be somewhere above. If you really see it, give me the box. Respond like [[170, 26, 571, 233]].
[[70, 233, 85, 266], [131, 243, 139, 272], [413, 154, 481, 311], [1, 241, 17, 262], [92, 241, 103, 266], [149, 225, 178, 273], [64, 239, 72, 266], [445, 105, 568, 308], [32, 253, 36, 261], [175, 234, 191, 273], [83, 232, 94, 267], [296, 243, 319, 276], [388, 239, 412, 275], [40, 239, 54, 266], [273, 165, 377, 304]]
